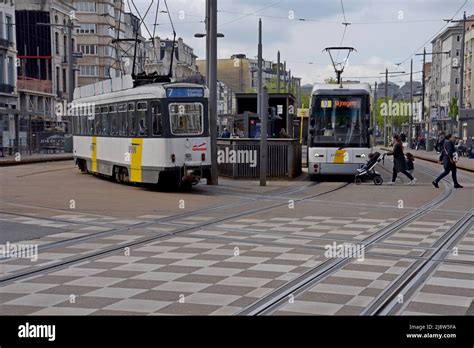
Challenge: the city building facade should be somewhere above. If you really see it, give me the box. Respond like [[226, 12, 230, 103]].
[[73, 0, 145, 87], [0, 0, 18, 152], [430, 24, 463, 133], [144, 37, 198, 78]]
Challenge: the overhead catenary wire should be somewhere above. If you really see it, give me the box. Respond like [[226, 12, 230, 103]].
[[218, 1, 282, 27], [396, 0, 468, 66]]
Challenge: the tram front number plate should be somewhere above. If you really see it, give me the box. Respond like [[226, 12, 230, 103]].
[[185, 154, 192, 161]]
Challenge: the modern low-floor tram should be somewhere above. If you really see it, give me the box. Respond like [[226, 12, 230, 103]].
[[307, 83, 372, 176]]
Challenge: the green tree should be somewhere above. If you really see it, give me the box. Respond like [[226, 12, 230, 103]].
[[324, 77, 338, 84]]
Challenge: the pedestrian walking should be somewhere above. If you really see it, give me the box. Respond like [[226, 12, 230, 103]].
[[386, 134, 417, 185], [432, 134, 464, 189]]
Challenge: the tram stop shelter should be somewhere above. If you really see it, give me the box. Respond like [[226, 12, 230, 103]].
[[228, 92, 296, 138], [217, 92, 302, 179]]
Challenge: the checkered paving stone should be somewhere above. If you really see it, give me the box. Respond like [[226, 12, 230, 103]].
[[0, 213, 171, 248], [381, 218, 457, 248], [452, 225, 474, 253], [400, 263, 474, 315], [0, 236, 325, 315], [214, 216, 399, 242], [0, 225, 177, 277], [273, 256, 416, 315]]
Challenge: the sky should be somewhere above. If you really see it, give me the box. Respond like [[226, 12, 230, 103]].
[[131, 0, 474, 86]]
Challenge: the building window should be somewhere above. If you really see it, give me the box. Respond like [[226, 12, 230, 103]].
[[457, 35, 461, 42], [55, 32, 59, 54], [79, 65, 99, 76], [0, 54, 4, 84], [7, 56, 13, 85], [78, 44, 97, 55], [63, 35, 67, 60], [76, 1, 96, 12], [56, 67, 60, 94], [103, 3, 114, 17], [0, 12, 3, 39], [5, 15, 12, 42], [101, 25, 115, 37], [63, 68, 67, 92], [76, 23, 96, 34], [455, 77, 459, 84]]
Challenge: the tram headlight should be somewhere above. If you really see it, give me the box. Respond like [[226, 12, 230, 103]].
[[171, 154, 176, 163], [201, 153, 206, 162]]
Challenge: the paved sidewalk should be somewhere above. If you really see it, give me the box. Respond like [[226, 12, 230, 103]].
[[381, 147, 474, 172], [0, 153, 73, 166]]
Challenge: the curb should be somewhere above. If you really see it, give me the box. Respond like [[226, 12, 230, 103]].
[[380, 147, 474, 173], [0, 155, 74, 167]]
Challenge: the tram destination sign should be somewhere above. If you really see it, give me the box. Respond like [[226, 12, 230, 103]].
[[166, 87, 204, 98]]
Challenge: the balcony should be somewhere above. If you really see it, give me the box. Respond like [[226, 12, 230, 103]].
[[17, 77, 53, 94], [0, 83, 14, 94]]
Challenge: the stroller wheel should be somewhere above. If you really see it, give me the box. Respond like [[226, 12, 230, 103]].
[[355, 176, 362, 185], [374, 176, 383, 186]]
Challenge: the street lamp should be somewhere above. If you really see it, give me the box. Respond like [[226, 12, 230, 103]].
[[194, 33, 225, 38]]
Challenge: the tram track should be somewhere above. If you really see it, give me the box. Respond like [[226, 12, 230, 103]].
[[236, 172, 458, 315], [0, 182, 318, 259], [0, 182, 350, 285], [365, 210, 473, 316]]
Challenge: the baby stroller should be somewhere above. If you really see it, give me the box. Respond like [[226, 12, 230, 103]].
[[355, 152, 384, 185]]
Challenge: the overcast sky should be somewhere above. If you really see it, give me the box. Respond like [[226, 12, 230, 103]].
[[132, 0, 474, 86]]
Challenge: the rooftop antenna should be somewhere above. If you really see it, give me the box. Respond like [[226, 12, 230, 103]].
[[323, 46, 356, 87]]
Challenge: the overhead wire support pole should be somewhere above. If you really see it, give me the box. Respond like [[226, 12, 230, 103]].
[[409, 58, 413, 147], [379, 69, 406, 146], [208, 0, 218, 185], [258, 19, 267, 187], [277, 50, 280, 93]]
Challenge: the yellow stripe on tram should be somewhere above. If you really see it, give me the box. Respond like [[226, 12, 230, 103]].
[[91, 136, 97, 172], [130, 138, 143, 183], [333, 149, 347, 164]]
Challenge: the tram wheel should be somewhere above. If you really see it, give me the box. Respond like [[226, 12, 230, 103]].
[[77, 159, 87, 173]]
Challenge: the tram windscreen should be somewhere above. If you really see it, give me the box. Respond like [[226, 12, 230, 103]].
[[310, 96, 369, 147], [169, 103, 204, 135]]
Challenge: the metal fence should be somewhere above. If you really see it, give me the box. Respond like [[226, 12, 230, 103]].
[[217, 138, 302, 178]]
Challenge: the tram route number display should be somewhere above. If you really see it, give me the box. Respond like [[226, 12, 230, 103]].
[[320, 99, 360, 108], [166, 88, 204, 98]]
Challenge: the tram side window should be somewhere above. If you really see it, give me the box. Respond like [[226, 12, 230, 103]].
[[128, 103, 136, 137], [151, 102, 162, 136], [137, 102, 148, 136], [110, 105, 119, 136], [71, 108, 77, 134], [80, 115, 87, 136], [87, 107, 100, 135], [118, 103, 127, 136], [101, 106, 109, 136]]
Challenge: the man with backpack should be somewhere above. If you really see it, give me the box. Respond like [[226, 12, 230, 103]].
[[433, 134, 463, 189]]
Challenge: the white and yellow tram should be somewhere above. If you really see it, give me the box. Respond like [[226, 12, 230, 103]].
[[307, 83, 372, 176], [70, 75, 211, 188]]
